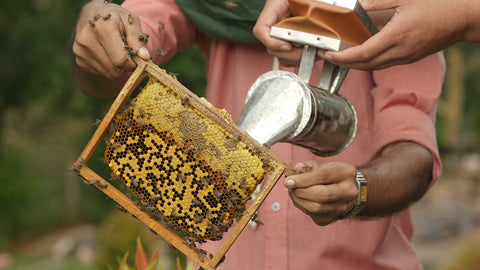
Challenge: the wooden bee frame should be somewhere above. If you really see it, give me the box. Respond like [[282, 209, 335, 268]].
[[71, 57, 293, 269]]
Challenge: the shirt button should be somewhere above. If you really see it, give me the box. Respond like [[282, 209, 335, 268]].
[[271, 202, 281, 212]]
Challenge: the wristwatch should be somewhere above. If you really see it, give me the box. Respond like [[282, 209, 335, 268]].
[[340, 171, 367, 219]]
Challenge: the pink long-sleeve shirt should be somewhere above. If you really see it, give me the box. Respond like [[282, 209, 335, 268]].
[[123, 0, 446, 269]]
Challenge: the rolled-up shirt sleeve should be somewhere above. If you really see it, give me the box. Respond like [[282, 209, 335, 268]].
[[371, 52, 446, 183], [122, 0, 197, 64]]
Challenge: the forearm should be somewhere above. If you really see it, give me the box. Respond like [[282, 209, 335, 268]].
[[357, 141, 433, 217], [463, 0, 480, 43]]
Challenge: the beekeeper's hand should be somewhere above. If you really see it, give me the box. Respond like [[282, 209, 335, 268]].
[[324, 0, 480, 70], [73, 0, 151, 78], [284, 161, 359, 226]]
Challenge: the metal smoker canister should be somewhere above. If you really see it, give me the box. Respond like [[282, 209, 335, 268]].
[[237, 68, 357, 157], [238, 0, 378, 156]]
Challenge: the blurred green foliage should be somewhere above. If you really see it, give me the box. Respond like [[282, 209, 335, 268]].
[[0, 0, 205, 252]]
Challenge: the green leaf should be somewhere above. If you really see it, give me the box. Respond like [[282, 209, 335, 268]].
[[118, 252, 131, 270], [144, 258, 160, 270]]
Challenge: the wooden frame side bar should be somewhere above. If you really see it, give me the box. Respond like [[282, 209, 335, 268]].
[[207, 166, 286, 268], [77, 165, 210, 268], [75, 60, 147, 165]]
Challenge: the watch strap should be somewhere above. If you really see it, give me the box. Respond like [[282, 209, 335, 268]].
[[339, 171, 367, 219]]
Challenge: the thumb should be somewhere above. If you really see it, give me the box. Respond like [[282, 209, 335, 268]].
[[360, 0, 398, 11], [137, 47, 151, 60], [122, 12, 151, 60]]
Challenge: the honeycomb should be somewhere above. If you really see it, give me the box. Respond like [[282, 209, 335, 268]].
[[105, 76, 275, 241]]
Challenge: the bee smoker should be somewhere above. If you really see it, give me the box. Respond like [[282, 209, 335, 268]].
[[237, 0, 378, 156]]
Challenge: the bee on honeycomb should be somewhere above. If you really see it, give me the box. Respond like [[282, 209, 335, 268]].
[[105, 77, 276, 241]]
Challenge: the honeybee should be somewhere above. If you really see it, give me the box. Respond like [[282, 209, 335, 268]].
[[110, 142, 121, 150], [199, 176, 209, 187], [177, 172, 186, 183], [128, 13, 134, 24], [89, 178, 100, 185], [111, 173, 122, 181], [181, 97, 189, 106], [206, 210, 212, 220], [213, 189, 223, 199], [184, 236, 197, 250], [250, 212, 264, 226], [98, 182, 108, 189], [121, 35, 127, 44], [169, 72, 179, 80], [193, 228, 203, 238], [190, 198, 202, 208], [193, 211, 203, 224], [182, 146, 194, 155], [157, 49, 166, 57], [117, 205, 127, 213], [138, 34, 149, 43], [130, 178, 139, 188], [138, 109, 151, 119], [92, 119, 102, 127], [219, 170, 229, 178], [70, 158, 85, 174], [171, 208, 181, 219]]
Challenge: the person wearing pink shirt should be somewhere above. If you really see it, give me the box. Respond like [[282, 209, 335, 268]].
[[72, 0, 445, 269]]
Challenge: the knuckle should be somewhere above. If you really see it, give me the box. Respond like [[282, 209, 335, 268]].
[[346, 166, 357, 177], [322, 189, 335, 202], [310, 204, 322, 214], [72, 43, 81, 57], [75, 58, 88, 71], [252, 25, 261, 37], [357, 50, 373, 62], [346, 187, 358, 200], [75, 29, 91, 47], [111, 54, 129, 68]]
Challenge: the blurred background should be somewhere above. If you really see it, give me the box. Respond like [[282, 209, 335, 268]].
[[0, 0, 479, 269]]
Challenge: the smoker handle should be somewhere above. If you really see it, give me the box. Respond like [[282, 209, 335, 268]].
[[272, 0, 377, 47]]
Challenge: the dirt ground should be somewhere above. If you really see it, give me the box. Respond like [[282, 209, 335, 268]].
[[411, 153, 480, 270]]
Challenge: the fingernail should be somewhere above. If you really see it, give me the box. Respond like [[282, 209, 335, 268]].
[[280, 44, 291, 51], [294, 162, 305, 168], [138, 47, 150, 60], [324, 52, 333, 61], [285, 178, 295, 188]]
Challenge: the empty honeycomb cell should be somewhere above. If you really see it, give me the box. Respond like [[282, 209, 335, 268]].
[[104, 76, 277, 241]]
